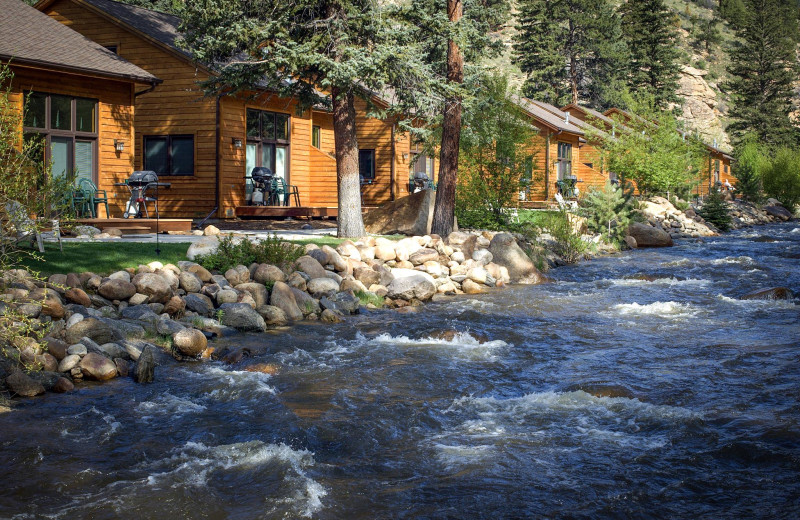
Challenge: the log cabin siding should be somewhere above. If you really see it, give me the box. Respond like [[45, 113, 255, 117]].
[[7, 65, 135, 218]]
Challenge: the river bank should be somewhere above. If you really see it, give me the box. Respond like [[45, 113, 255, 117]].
[[0, 197, 795, 405]]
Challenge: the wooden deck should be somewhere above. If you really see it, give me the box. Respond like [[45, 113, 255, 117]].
[[235, 206, 338, 218], [76, 218, 193, 233]]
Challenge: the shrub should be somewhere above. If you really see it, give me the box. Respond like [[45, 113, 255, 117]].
[[734, 137, 768, 203], [544, 210, 587, 264], [355, 290, 384, 308], [762, 146, 800, 211], [581, 180, 634, 246], [196, 234, 304, 273], [698, 189, 732, 231]]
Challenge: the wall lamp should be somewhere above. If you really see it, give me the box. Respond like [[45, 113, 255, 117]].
[[114, 139, 125, 152], [232, 138, 243, 148]]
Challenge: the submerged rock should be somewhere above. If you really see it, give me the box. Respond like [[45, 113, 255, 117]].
[[740, 287, 794, 301], [133, 345, 156, 383], [627, 222, 674, 248]]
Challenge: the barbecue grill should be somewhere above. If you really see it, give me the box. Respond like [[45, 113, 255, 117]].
[[249, 167, 274, 205], [121, 170, 160, 218]]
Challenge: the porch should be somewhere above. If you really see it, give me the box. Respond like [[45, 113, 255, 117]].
[[75, 218, 193, 234]]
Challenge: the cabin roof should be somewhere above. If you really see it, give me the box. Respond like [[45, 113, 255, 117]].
[[529, 99, 612, 140], [0, 0, 157, 83], [513, 97, 584, 135], [562, 103, 618, 128]]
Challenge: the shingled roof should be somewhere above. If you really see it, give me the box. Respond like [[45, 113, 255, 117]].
[[513, 96, 585, 135], [0, 0, 157, 83]]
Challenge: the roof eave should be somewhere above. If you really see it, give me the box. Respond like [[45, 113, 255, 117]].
[[1, 55, 161, 85]]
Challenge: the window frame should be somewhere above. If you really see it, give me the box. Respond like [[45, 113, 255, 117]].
[[556, 141, 572, 180], [312, 125, 321, 149], [359, 149, 376, 181], [22, 91, 99, 182], [246, 108, 291, 182], [143, 134, 195, 176]]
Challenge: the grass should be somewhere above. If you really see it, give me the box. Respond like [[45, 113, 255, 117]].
[[515, 209, 561, 228], [286, 234, 405, 248], [16, 242, 192, 277]]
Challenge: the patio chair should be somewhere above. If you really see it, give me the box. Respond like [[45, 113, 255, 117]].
[[78, 178, 109, 218], [269, 178, 300, 206], [69, 187, 94, 218]]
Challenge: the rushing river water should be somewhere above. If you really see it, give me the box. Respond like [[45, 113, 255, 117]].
[[2, 223, 799, 519]]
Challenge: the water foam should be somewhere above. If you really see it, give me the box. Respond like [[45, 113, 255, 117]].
[[610, 301, 700, 319], [601, 277, 710, 287], [189, 365, 277, 401], [716, 294, 797, 309], [145, 441, 325, 517], [711, 255, 755, 266], [371, 332, 508, 360], [135, 393, 206, 422]]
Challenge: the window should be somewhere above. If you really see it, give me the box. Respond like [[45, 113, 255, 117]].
[[246, 108, 290, 182], [523, 156, 533, 182], [22, 92, 98, 182], [724, 163, 729, 174], [312, 125, 321, 148], [103, 45, 118, 54], [359, 149, 375, 181], [411, 153, 435, 178], [144, 135, 194, 175], [557, 142, 572, 180]]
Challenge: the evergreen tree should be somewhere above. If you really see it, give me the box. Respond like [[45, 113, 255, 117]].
[[582, 180, 633, 246], [619, 0, 682, 108], [726, 0, 799, 147], [180, 0, 416, 238], [698, 189, 732, 231], [513, 0, 629, 108], [733, 136, 767, 202]]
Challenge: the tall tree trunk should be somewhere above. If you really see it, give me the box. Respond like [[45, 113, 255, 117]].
[[431, 0, 464, 238], [332, 86, 365, 238], [569, 20, 578, 105]]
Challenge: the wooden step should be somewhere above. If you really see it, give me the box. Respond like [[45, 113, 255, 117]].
[[101, 225, 151, 235]]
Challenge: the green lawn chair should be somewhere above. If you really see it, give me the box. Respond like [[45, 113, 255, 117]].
[[78, 178, 110, 218]]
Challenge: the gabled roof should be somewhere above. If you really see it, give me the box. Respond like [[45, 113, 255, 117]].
[[562, 103, 619, 129], [528, 99, 612, 141], [513, 96, 584, 135], [1, 0, 157, 83]]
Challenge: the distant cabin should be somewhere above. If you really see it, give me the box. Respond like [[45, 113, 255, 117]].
[[37, 0, 416, 219], [1, 0, 158, 218]]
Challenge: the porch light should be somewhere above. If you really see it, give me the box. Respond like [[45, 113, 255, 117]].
[[114, 139, 125, 152], [232, 137, 243, 148]]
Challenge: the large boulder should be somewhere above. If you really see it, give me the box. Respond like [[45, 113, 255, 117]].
[[179, 272, 203, 293], [5, 371, 45, 397], [409, 248, 439, 266], [184, 293, 215, 317], [363, 190, 435, 236], [79, 352, 118, 381], [64, 288, 91, 307], [186, 236, 220, 261], [294, 255, 327, 279], [235, 282, 269, 308], [488, 233, 544, 284], [172, 328, 208, 357], [133, 345, 156, 383], [132, 273, 172, 304], [269, 281, 304, 321], [65, 318, 116, 345], [741, 287, 794, 301], [307, 277, 340, 298], [627, 222, 674, 248], [256, 305, 289, 327], [763, 204, 793, 221], [253, 264, 286, 284], [386, 269, 436, 301], [218, 303, 266, 332]]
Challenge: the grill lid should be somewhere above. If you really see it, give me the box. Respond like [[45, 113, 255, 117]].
[[128, 170, 158, 185]]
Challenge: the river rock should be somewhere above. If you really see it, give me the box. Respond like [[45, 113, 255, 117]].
[[235, 283, 269, 308], [253, 264, 285, 284], [216, 289, 239, 305], [256, 305, 289, 327], [121, 305, 159, 322], [65, 318, 115, 345], [44, 338, 68, 360], [5, 371, 45, 397], [363, 189, 435, 236], [63, 287, 91, 308], [462, 279, 484, 294], [58, 354, 81, 373], [40, 299, 65, 320], [172, 328, 207, 357], [34, 353, 59, 372], [740, 287, 794, 301], [184, 293, 215, 317], [487, 233, 544, 284], [269, 281, 303, 321], [79, 352, 117, 381], [295, 255, 328, 279], [218, 303, 266, 332], [763, 204, 793, 221], [114, 358, 129, 377], [320, 308, 343, 323], [308, 247, 329, 266], [624, 235, 638, 249], [472, 249, 493, 266], [386, 270, 436, 301], [186, 264, 213, 283], [307, 277, 340, 298], [132, 273, 172, 304], [156, 317, 185, 336], [186, 236, 219, 261], [291, 288, 320, 316], [354, 267, 381, 287], [128, 293, 149, 306], [163, 296, 186, 317], [627, 222, 673, 247], [325, 291, 360, 314], [286, 272, 308, 292], [134, 345, 156, 383], [409, 248, 439, 266], [179, 272, 203, 293]]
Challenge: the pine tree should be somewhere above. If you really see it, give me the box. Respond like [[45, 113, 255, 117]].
[[699, 189, 732, 231], [582, 180, 632, 245], [514, 0, 629, 108], [726, 0, 799, 147], [733, 137, 767, 202], [619, 0, 681, 108]]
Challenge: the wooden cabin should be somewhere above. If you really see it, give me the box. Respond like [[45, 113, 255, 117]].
[[38, 0, 413, 220], [1, 0, 158, 218], [514, 97, 604, 202]]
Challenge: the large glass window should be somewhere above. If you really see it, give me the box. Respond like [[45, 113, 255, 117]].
[[557, 142, 572, 180], [359, 149, 375, 181], [246, 108, 291, 183], [143, 135, 194, 176], [22, 92, 98, 182]]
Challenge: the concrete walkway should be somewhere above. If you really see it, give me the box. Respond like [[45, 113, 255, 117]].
[[55, 227, 337, 244]]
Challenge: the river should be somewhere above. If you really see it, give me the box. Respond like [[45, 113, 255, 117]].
[[1, 223, 799, 519]]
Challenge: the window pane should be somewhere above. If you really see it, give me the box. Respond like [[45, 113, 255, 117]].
[[76, 99, 96, 133], [275, 113, 289, 141], [245, 142, 257, 199], [74, 140, 94, 183], [359, 150, 375, 180], [144, 137, 168, 174], [23, 92, 46, 129], [262, 143, 273, 171], [246, 109, 260, 138], [51, 95, 71, 131], [50, 137, 72, 179], [312, 126, 320, 148], [275, 146, 287, 180], [170, 136, 194, 175], [262, 113, 276, 140]]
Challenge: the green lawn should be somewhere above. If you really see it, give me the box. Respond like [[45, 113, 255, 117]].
[[18, 242, 192, 277], [287, 234, 405, 247]]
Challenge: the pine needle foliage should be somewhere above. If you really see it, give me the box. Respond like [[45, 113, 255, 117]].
[[698, 189, 732, 231], [582, 180, 633, 245]]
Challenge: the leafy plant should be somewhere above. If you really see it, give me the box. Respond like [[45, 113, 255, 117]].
[[196, 234, 304, 273], [581, 180, 633, 246], [762, 146, 800, 211], [544, 210, 587, 264], [354, 290, 384, 308], [214, 308, 225, 323], [698, 189, 732, 231], [733, 137, 767, 203]]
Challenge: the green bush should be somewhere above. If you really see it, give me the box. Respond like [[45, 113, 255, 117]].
[[733, 137, 767, 203], [581, 180, 634, 246], [196, 234, 304, 273], [698, 189, 732, 231], [762, 146, 800, 211], [544, 210, 587, 264], [355, 290, 384, 308]]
